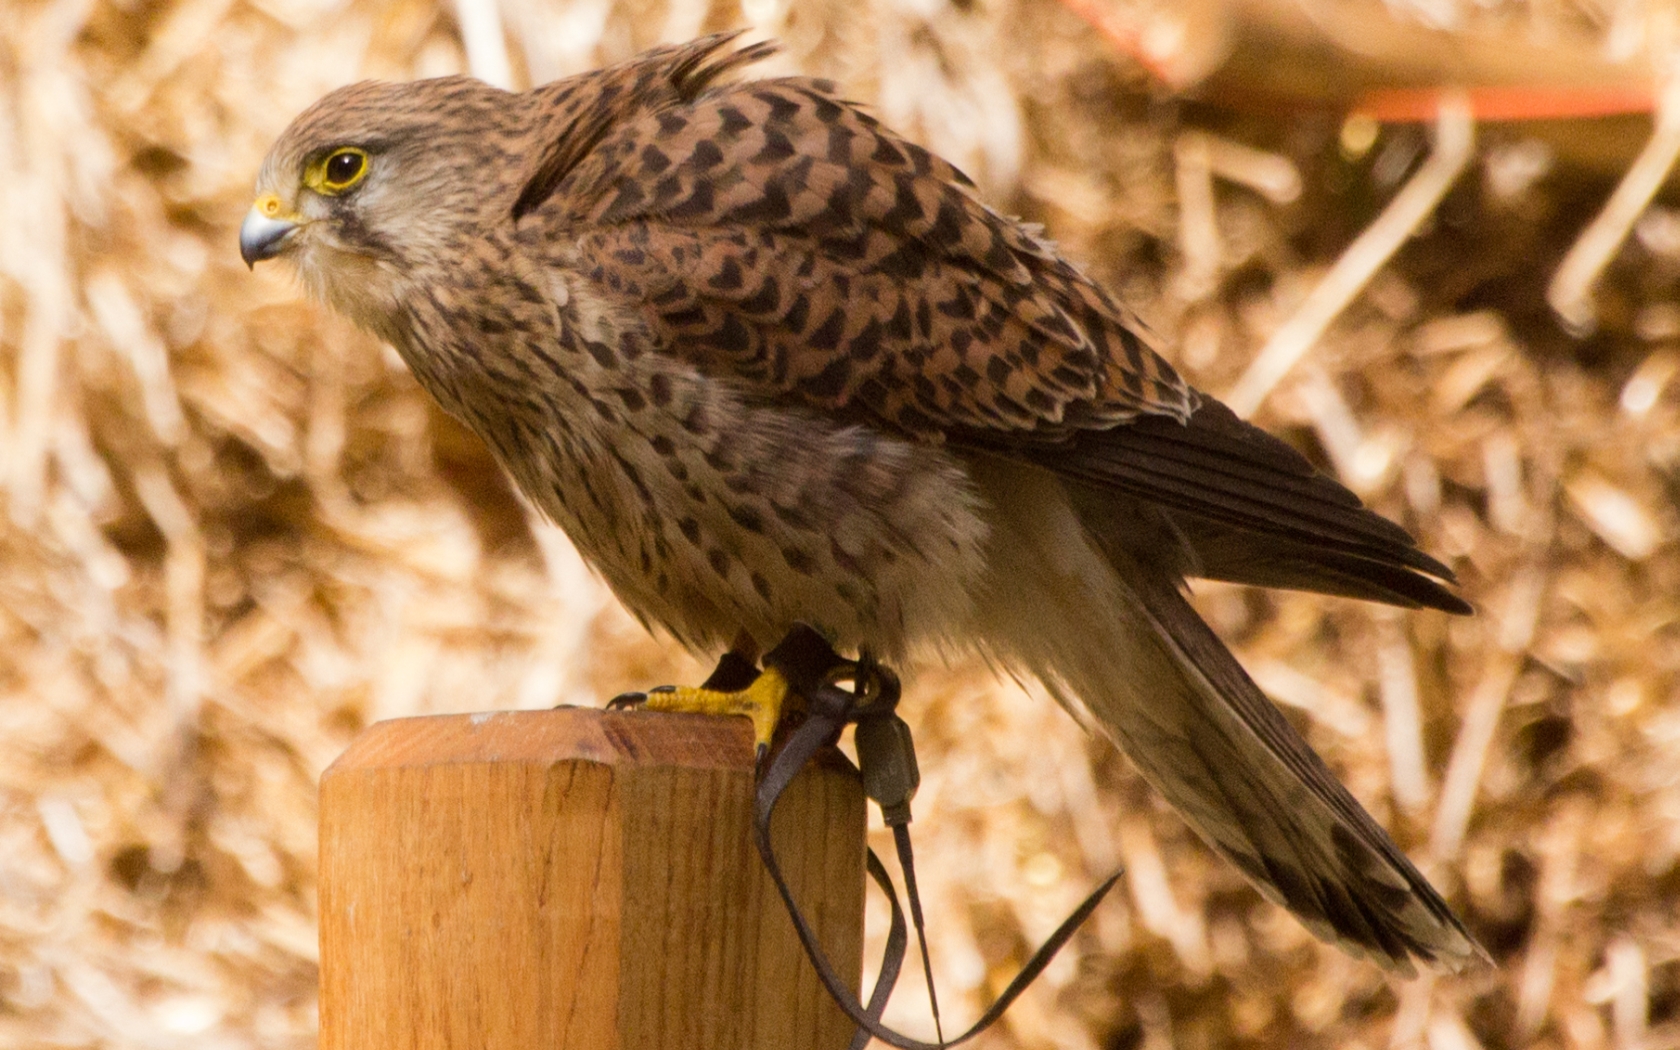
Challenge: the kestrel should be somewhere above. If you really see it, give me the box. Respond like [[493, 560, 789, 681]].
[[242, 33, 1486, 973]]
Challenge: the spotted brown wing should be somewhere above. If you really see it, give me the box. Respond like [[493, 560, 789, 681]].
[[515, 36, 1462, 614], [517, 40, 1194, 440]]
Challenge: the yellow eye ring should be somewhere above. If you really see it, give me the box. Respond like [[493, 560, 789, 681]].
[[309, 147, 370, 194]]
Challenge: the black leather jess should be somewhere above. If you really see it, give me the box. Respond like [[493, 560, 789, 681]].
[[750, 625, 1122, 1050]]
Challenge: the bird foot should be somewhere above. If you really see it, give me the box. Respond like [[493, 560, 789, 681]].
[[605, 635, 763, 712], [642, 668, 790, 764], [604, 626, 865, 766]]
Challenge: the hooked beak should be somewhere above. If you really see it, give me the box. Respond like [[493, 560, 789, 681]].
[[240, 194, 299, 268]]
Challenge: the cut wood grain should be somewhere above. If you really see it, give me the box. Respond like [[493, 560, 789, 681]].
[[318, 707, 866, 1050]]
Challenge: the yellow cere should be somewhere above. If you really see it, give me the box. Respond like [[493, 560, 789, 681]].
[[256, 193, 284, 218], [307, 147, 370, 194]]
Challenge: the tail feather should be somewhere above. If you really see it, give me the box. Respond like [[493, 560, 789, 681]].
[[1115, 558, 1484, 972], [972, 458, 1487, 974]]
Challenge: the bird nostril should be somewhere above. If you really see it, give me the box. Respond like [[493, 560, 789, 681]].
[[257, 193, 283, 218], [240, 203, 297, 267]]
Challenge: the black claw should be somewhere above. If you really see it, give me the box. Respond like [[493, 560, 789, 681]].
[[606, 691, 649, 710], [754, 741, 770, 777]]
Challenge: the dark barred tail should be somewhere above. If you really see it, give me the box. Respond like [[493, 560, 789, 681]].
[[972, 457, 1487, 974]]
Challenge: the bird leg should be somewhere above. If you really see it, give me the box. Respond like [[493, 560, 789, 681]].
[[644, 668, 790, 762], [607, 630, 783, 759], [697, 630, 763, 691], [609, 627, 862, 763]]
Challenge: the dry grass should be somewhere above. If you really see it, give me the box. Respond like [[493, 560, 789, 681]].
[[0, 0, 1676, 1047]]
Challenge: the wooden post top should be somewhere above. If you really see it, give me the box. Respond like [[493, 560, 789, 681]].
[[318, 705, 866, 1050], [324, 706, 770, 775]]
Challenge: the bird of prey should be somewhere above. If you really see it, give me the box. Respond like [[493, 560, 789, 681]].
[[242, 32, 1486, 974]]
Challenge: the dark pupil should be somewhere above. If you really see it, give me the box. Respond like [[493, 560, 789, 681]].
[[327, 152, 363, 184]]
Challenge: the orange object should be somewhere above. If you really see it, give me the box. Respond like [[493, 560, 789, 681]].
[[1059, 0, 1658, 123]]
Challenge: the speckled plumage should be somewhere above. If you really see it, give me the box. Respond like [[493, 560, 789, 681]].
[[246, 33, 1485, 974]]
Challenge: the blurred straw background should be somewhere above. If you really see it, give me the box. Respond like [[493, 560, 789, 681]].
[[1, 0, 1678, 1046]]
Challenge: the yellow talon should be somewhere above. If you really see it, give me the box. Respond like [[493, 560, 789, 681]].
[[644, 666, 790, 757]]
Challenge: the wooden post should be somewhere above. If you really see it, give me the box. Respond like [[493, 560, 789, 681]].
[[318, 707, 866, 1050]]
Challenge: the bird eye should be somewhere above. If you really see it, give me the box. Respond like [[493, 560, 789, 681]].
[[316, 148, 369, 193]]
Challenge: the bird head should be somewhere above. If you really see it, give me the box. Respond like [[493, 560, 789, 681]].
[[241, 77, 522, 336]]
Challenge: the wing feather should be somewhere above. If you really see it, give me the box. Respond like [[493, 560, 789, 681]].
[[1037, 399, 1469, 612], [514, 35, 1466, 615], [517, 37, 1194, 438]]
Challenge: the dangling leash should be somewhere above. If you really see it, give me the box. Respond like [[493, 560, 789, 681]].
[[751, 626, 1123, 1050]]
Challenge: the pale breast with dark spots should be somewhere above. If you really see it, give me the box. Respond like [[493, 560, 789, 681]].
[[404, 253, 991, 654]]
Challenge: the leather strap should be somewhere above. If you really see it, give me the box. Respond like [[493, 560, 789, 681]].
[[752, 627, 1122, 1049]]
